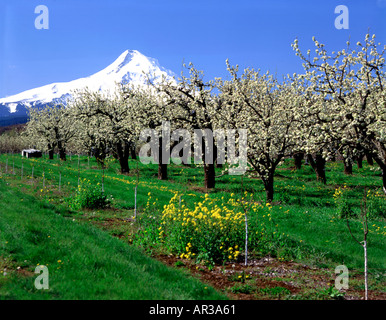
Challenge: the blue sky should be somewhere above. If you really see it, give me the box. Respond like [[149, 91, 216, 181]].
[[0, 0, 385, 98]]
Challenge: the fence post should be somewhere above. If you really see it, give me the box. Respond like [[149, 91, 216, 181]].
[[134, 186, 137, 218], [12, 152, 15, 175], [77, 154, 80, 186]]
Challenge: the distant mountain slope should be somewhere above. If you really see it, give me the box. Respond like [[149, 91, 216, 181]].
[[0, 50, 175, 125]]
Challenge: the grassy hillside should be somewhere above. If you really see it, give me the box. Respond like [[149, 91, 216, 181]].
[[0, 153, 385, 299], [0, 177, 226, 300]]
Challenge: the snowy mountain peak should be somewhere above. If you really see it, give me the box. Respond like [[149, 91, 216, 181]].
[[0, 50, 175, 121], [117, 49, 141, 66], [103, 49, 143, 75]]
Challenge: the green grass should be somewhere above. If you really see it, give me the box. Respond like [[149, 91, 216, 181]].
[[0, 178, 226, 300], [0, 153, 385, 298]]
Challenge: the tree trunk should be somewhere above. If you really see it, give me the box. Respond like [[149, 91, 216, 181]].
[[131, 146, 137, 160], [158, 137, 168, 180], [47, 144, 54, 160], [48, 149, 54, 160], [116, 142, 130, 174], [57, 140, 66, 161], [343, 159, 353, 175], [158, 163, 168, 180], [316, 154, 327, 184], [214, 143, 223, 168], [118, 154, 130, 174], [54, 127, 66, 161], [293, 152, 304, 170], [357, 155, 363, 169], [129, 141, 137, 160], [263, 171, 274, 203], [307, 153, 326, 184], [366, 152, 374, 166], [204, 163, 215, 189], [200, 131, 215, 189]]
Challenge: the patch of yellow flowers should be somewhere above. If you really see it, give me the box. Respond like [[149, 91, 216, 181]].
[[158, 192, 263, 262]]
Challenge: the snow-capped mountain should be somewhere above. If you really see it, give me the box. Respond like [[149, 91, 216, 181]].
[[0, 50, 175, 125]]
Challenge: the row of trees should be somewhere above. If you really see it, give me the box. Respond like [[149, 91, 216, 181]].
[[0, 126, 28, 153], [24, 33, 386, 202]]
